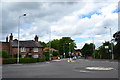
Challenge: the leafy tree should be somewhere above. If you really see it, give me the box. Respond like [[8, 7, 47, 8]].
[[47, 37, 76, 58], [39, 41, 47, 48], [94, 41, 112, 59], [47, 39, 60, 51], [93, 50, 100, 59], [81, 43, 95, 58], [59, 37, 77, 58], [113, 31, 120, 59]]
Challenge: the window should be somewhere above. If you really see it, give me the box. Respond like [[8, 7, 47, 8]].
[[21, 47, 26, 52], [34, 48, 38, 52]]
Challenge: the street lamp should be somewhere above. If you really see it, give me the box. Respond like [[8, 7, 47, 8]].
[[69, 43, 71, 58], [104, 27, 114, 60], [17, 13, 26, 64]]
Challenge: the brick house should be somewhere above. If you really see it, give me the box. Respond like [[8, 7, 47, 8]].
[[0, 33, 44, 58]]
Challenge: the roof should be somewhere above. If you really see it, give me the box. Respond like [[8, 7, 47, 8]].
[[43, 48, 58, 51], [10, 40, 43, 48]]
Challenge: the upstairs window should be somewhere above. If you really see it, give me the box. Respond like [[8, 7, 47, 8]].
[[21, 47, 26, 52], [34, 48, 38, 52]]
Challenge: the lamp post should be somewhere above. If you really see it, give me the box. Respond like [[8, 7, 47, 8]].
[[17, 13, 26, 64], [69, 43, 71, 58], [104, 27, 114, 60]]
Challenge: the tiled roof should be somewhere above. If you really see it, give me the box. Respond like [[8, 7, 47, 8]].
[[43, 48, 58, 51], [10, 40, 43, 48]]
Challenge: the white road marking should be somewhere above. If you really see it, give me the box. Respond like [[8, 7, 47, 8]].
[[86, 67, 114, 71], [79, 70, 90, 72]]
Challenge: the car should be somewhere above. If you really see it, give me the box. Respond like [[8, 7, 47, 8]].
[[73, 56, 77, 60]]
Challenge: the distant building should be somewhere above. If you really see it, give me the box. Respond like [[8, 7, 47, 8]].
[[74, 49, 82, 56], [0, 33, 43, 58], [43, 47, 58, 52]]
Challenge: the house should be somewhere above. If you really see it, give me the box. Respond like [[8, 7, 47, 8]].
[[43, 47, 58, 52], [43, 48, 59, 60], [74, 49, 82, 56], [0, 33, 43, 58]]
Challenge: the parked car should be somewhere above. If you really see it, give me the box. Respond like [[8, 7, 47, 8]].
[[77, 56, 81, 59], [73, 56, 77, 60]]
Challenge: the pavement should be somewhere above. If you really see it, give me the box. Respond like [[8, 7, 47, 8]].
[[2, 59, 119, 78]]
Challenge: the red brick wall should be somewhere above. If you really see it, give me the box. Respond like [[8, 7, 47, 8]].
[[1, 42, 9, 52], [11, 47, 43, 56]]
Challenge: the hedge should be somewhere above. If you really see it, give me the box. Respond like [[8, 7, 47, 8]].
[[3, 58, 17, 64], [37, 57, 46, 62], [3, 57, 48, 64], [19, 58, 38, 63]]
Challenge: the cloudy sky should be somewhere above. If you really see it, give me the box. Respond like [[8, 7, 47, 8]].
[[1, 0, 119, 49]]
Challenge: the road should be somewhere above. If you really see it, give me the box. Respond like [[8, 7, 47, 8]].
[[2, 59, 119, 78]]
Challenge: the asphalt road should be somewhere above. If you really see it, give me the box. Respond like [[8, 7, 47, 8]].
[[2, 59, 119, 78]]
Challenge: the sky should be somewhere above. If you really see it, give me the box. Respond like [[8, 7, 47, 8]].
[[1, 0, 119, 49]]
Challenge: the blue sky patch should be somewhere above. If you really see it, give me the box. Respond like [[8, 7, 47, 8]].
[[80, 11, 101, 19], [74, 37, 90, 43], [113, 8, 120, 13]]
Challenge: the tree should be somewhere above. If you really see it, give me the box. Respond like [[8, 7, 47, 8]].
[[47, 39, 60, 51], [94, 41, 112, 59], [81, 43, 95, 58], [39, 41, 47, 48], [113, 31, 120, 59], [47, 37, 76, 58], [59, 37, 77, 58]]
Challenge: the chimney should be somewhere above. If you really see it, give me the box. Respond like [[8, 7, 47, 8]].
[[9, 33, 13, 41], [6, 36, 8, 42], [34, 35, 38, 42]]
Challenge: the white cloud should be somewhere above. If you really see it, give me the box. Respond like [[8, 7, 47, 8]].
[[1, 1, 118, 49]]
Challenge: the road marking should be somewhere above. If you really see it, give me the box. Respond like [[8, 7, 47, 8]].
[[85, 67, 114, 71], [9, 64, 23, 66], [79, 70, 90, 72], [52, 60, 61, 61], [46, 62, 50, 64]]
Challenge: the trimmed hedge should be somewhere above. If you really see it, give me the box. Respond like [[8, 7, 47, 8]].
[[3, 58, 17, 64], [37, 57, 46, 62], [3, 57, 48, 64], [20, 58, 38, 63]]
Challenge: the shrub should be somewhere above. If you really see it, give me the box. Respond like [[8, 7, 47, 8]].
[[19, 58, 38, 63], [37, 57, 46, 62], [3, 58, 17, 64], [0, 50, 9, 58]]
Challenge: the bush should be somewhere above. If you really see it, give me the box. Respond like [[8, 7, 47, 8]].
[[19, 58, 38, 63], [37, 57, 46, 62], [0, 50, 9, 58], [3, 58, 17, 64]]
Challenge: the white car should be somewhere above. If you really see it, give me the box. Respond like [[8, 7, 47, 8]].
[[73, 56, 77, 60]]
